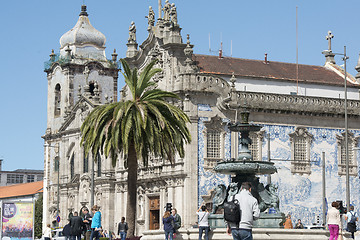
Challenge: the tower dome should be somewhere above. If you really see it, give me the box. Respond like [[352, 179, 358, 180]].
[[59, 5, 107, 61]]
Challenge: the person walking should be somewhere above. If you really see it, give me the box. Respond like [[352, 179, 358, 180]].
[[226, 182, 260, 240], [70, 212, 84, 240], [283, 214, 293, 229], [171, 208, 181, 238], [117, 217, 128, 240], [345, 205, 358, 239], [163, 211, 174, 240], [82, 208, 92, 240], [42, 224, 52, 240], [197, 205, 210, 240], [90, 205, 102, 240], [327, 201, 341, 240]]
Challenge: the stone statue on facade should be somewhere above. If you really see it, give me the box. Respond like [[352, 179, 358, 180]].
[[258, 183, 280, 212], [145, 6, 155, 28], [163, 0, 171, 22], [128, 21, 136, 43], [170, 3, 178, 26], [212, 184, 227, 213]]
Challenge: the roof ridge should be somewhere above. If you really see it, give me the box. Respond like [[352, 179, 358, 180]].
[[193, 53, 326, 68]]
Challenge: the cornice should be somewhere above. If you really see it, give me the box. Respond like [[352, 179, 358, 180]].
[[219, 91, 360, 118]]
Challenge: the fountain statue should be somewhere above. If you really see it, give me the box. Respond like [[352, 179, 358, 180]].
[[208, 108, 283, 228]]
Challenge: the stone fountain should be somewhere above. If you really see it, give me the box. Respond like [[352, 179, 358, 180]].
[[208, 109, 283, 228]]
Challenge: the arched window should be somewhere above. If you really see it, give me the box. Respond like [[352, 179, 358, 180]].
[[54, 156, 59, 172], [97, 153, 101, 177], [54, 84, 61, 116], [83, 150, 88, 173], [70, 154, 75, 179]]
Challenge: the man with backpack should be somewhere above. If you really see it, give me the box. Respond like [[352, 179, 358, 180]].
[[345, 205, 358, 239], [226, 182, 260, 240]]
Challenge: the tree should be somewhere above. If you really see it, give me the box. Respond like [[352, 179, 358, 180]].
[[34, 193, 43, 238], [81, 59, 191, 237]]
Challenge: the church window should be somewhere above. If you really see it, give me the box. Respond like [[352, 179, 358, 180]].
[[289, 127, 313, 174], [54, 156, 59, 172], [97, 153, 101, 177], [89, 82, 95, 96], [83, 150, 88, 173], [70, 154, 74, 179], [248, 131, 265, 161], [54, 84, 61, 117], [207, 131, 221, 158], [204, 116, 225, 171], [337, 132, 359, 176]]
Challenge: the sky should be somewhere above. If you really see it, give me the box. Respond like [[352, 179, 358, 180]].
[[1, 0, 360, 171]]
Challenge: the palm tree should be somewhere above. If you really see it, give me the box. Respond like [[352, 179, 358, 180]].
[[81, 59, 191, 237]]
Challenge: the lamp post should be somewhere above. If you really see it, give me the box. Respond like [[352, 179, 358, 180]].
[[343, 46, 350, 211]]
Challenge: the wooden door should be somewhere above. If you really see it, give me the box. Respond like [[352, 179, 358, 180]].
[[149, 196, 160, 230]]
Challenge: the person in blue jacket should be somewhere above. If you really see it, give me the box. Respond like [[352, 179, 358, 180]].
[[90, 205, 102, 240], [163, 211, 174, 240]]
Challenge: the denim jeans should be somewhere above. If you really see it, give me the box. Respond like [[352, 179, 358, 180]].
[[165, 229, 174, 240], [120, 231, 127, 240], [198, 226, 209, 240], [70, 235, 81, 240], [90, 229, 100, 240], [231, 228, 253, 240]]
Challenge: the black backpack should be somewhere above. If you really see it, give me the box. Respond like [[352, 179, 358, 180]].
[[223, 196, 241, 224]]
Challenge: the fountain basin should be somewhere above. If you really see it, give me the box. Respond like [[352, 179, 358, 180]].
[[214, 160, 277, 175]]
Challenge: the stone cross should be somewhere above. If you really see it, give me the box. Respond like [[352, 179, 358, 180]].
[[326, 31, 334, 51]]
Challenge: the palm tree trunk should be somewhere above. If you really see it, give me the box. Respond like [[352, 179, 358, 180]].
[[126, 143, 138, 237]]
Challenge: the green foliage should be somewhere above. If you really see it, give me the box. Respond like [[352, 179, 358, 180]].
[[34, 193, 43, 238], [81, 59, 191, 167]]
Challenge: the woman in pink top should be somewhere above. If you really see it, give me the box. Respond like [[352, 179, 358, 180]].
[[327, 201, 341, 240]]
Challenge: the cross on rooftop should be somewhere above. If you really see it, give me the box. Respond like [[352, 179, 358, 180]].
[[326, 31, 334, 51]]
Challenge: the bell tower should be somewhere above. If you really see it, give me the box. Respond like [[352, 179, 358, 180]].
[[44, 5, 118, 133], [42, 5, 119, 228]]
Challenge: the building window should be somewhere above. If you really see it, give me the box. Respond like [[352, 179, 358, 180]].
[[54, 156, 59, 172], [337, 132, 359, 176], [83, 150, 89, 173], [7, 174, 24, 184], [37, 175, 43, 181], [97, 153, 101, 177], [54, 84, 61, 117], [207, 131, 221, 158], [248, 131, 265, 161], [70, 154, 75, 179], [27, 175, 35, 183], [289, 127, 313, 174], [203, 116, 225, 171]]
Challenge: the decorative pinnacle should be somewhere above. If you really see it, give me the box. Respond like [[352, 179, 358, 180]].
[[187, 34, 190, 45], [79, 5, 88, 16], [112, 49, 118, 62], [230, 72, 236, 88]]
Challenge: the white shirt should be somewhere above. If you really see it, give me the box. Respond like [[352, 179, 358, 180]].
[[196, 211, 209, 227]]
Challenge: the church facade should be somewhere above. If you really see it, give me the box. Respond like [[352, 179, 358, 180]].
[[43, 2, 360, 234]]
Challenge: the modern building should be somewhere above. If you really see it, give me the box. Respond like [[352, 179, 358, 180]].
[[42, 1, 360, 235], [0, 160, 43, 186]]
